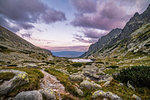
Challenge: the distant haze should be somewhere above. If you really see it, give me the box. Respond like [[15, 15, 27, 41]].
[[52, 51, 84, 58]]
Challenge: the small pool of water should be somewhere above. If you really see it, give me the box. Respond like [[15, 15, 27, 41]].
[[69, 59, 93, 62]]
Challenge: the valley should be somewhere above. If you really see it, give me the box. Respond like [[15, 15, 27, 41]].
[[0, 2, 150, 100]]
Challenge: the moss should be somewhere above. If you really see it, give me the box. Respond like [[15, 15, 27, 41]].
[[0, 72, 15, 85], [1, 67, 44, 97]]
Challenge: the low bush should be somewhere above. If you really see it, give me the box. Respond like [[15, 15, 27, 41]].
[[71, 63, 82, 67], [106, 65, 119, 69], [0, 72, 15, 85], [113, 66, 150, 88]]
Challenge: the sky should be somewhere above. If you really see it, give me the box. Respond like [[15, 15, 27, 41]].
[[0, 0, 150, 52]]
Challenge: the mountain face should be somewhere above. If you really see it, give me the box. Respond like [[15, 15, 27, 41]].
[[82, 4, 150, 58], [0, 25, 53, 64], [81, 28, 122, 57], [52, 51, 84, 58]]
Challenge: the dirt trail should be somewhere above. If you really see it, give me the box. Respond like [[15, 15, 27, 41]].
[[40, 70, 66, 94]]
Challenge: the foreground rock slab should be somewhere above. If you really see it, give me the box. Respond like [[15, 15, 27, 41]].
[[0, 69, 29, 95], [14, 90, 43, 100]]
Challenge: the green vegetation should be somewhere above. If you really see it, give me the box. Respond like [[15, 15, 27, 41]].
[[0, 72, 15, 85], [101, 79, 150, 99], [71, 62, 83, 67], [106, 65, 119, 69], [1, 67, 44, 97], [113, 66, 150, 88]]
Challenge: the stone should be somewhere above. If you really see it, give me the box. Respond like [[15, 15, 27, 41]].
[[127, 81, 135, 91], [69, 74, 84, 82], [80, 80, 101, 89], [75, 87, 84, 96], [102, 81, 111, 87], [39, 89, 56, 100], [0, 70, 29, 95], [92, 90, 122, 100], [132, 94, 141, 100], [14, 90, 43, 100]]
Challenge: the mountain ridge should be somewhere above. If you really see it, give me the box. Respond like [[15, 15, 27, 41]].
[[81, 4, 150, 58]]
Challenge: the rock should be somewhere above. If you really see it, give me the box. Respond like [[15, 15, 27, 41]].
[[14, 90, 43, 100], [119, 83, 124, 86], [102, 81, 111, 87], [25, 63, 38, 68], [69, 74, 84, 82], [92, 90, 122, 100], [127, 81, 135, 91], [132, 94, 141, 100], [75, 87, 84, 96], [80, 80, 102, 89], [0, 70, 29, 95], [39, 89, 56, 100], [98, 76, 113, 82]]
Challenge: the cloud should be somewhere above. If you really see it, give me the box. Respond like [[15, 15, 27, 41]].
[[0, 0, 66, 32], [70, 0, 96, 13], [71, 0, 150, 30], [21, 33, 32, 38], [43, 45, 89, 52], [73, 29, 107, 43]]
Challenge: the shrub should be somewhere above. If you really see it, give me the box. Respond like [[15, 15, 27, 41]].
[[71, 63, 82, 67], [113, 66, 150, 88], [106, 65, 119, 69], [0, 72, 15, 85]]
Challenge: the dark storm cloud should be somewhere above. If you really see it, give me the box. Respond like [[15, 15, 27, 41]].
[[0, 0, 66, 32]]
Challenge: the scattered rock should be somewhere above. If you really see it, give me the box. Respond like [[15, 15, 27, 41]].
[[119, 83, 124, 86], [92, 90, 122, 100], [80, 80, 102, 89], [25, 63, 38, 68], [102, 81, 111, 87], [132, 94, 141, 100], [14, 90, 43, 100], [127, 81, 135, 91], [75, 87, 84, 96], [69, 74, 84, 82], [0, 70, 29, 95], [39, 89, 56, 100]]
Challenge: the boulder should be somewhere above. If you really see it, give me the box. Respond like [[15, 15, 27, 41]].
[[0, 70, 29, 95], [127, 81, 135, 91], [102, 81, 111, 87], [92, 90, 122, 100], [14, 90, 42, 100], [39, 89, 56, 100], [75, 87, 84, 96], [80, 80, 101, 89], [132, 94, 141, 100], [69, 74, 84, 82]]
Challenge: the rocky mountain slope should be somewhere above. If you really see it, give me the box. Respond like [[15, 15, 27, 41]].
[[82, 4, 150, 58], [0, 25, 53, 64]]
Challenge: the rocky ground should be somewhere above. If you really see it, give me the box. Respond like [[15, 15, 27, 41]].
[[0, 57, 150, 100]]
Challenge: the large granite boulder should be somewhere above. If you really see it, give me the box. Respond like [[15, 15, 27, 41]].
[[0, 69, 29, 95]]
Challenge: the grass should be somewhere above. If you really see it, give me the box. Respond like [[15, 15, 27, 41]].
[[0, 67, 44, 97], [100, 79, 150, 99], [0, 72, 15, 85]]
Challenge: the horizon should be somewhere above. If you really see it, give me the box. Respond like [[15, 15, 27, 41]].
[[0, 0, 150, 52]]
